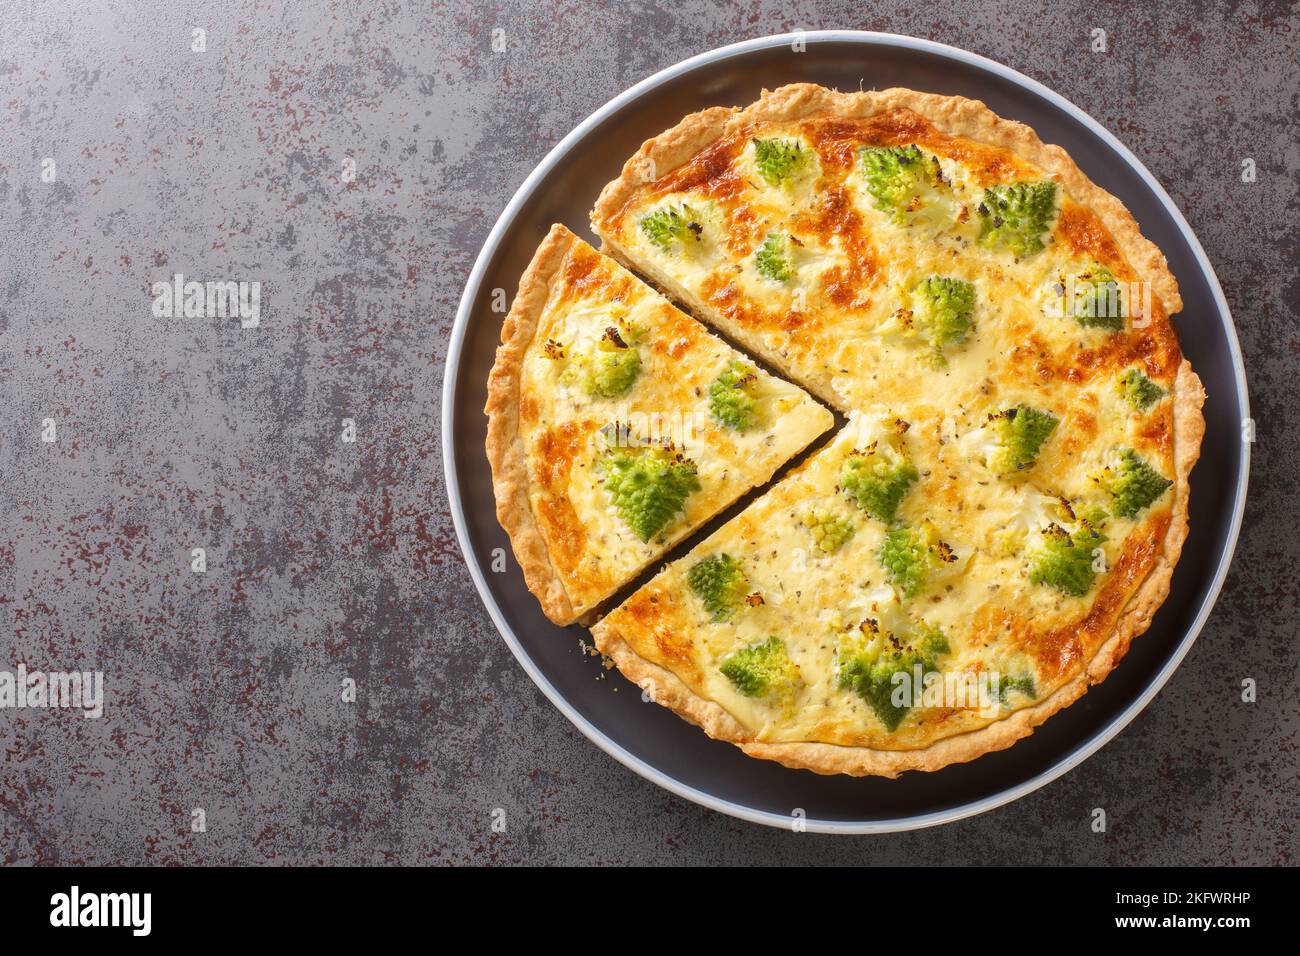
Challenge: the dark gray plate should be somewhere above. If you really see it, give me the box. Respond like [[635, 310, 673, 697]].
[[442, 32, 1250, 832]]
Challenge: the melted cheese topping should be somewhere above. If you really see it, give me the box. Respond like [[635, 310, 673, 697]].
[[519, 234, 833, 618], [592, 108, 1183, 748]]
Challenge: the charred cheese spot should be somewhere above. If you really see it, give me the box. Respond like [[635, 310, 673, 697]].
[[1137, 411, 1173, 457], [656, 136, 747, 203], [725, 203, 767, 256], [701, 274, 745, 322], [649, 306, 708, 360], [801, 109, 1037, 185], [1032, 619, 1084, 681], [624, 587, 701, 680], [518, 391, 539, 426], [534, 420, 590, 491], [536, 496, 587, 576], [934, 137, 1030, 185], [561, 241, 619, 300], [1068, 510, 1170, 660], [1055, 203, 1123, 264]]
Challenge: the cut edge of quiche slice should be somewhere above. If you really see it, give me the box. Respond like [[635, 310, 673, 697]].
[[585, 84, 1207, 776], [485, 224, 834, 626]]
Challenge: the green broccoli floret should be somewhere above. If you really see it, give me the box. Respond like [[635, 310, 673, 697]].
[[1077, 504, 1110, 530], [753, 138, 810, 187], [1098, 447, 1172, 518], [911, 275, 975, 351], [839, 650, 921, 730], [686, 553, 750, 622], [754, 232, 793, 282], [879, 525, 955, 599], [839, 443, 919, 523], [836, 619, 949, 731], [998, 673, 1038, 702], [563, 324, 643, 399], [578, 325, 643, 398], [639, 203, 703, 253], [707, 360, 763, 431], [1072, 264, 1124, 329], [860, 144, 946, 225], [977, 181, 1058, 257], [915, 623, 951, 659], [1027, 516, 1107, 597], [987, 404, 1059, 474], [598, 443, 700, 542], [804, 509, 856, 555], [1120, 368, 1166, 410], [583, 349, 641, 398], [719, 637, 799, 698]]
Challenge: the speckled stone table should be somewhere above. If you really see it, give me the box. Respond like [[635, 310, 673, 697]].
[[1, 0, 1295, 865]]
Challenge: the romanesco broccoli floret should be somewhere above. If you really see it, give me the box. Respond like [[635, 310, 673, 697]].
[[1076, 504, 1110, 530], [563, 324, 643, 399], [1072, 264, 1124, 329], [639, 203, 703, 253], [719, 636, 799, 698], [987, 404, 1059, 474], [707, 360, 762, 431], [977, 181, 1058, 257], [998, 673, 1038, 702], [686, 553, 750, 622], [754, 232, 793, 282], [1027, 514, 1107, 597], [753, 138, 810, 187], [1097, 447, 1172, 518], [1120, 368, 1166, 410], [583, 349, 641, 398], [598, 442, 700, 542], [580, 325, 643, 398], [860, 144, 946, 225], [879, 524, 956, 599], [835, 618, 950, 730], [839, 649, 922, 730], [804, 509, 856, 555], [839, 443, 919, 523], [912, 275, 975, 351], [914, 623, 951, 660]]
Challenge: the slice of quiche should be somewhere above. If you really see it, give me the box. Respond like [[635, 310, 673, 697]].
[[486, 224, 833, 626], [585, 84, 1205, 776]]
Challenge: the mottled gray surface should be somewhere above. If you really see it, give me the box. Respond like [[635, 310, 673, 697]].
[[1, 0, 1296, 865]]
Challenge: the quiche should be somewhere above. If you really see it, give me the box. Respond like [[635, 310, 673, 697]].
[[581, 85, 1206, 776], [485, 224, 833, 625]]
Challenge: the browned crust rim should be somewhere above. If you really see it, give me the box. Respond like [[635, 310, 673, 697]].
[[587, 84, 1206, 777], [484, 223, 580, 625]]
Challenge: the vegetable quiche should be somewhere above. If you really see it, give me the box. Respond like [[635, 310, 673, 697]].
[[486, 224, 833, 625], [489, 85, 1205, 776]]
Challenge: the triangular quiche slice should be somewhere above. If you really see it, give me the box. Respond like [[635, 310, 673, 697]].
[[486, 224, 833, 626]]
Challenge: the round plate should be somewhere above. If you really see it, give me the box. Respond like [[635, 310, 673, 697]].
[[442, 32, 1250, 833]]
